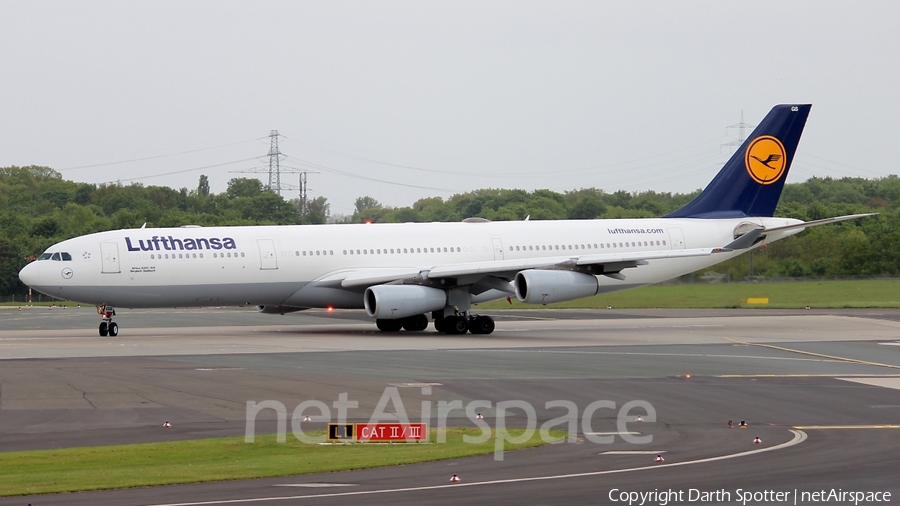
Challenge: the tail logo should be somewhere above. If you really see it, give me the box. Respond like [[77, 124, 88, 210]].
[[745, 135, 787, 185]]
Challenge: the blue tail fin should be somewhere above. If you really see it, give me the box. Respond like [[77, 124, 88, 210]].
[[664, 104, 811, 218]]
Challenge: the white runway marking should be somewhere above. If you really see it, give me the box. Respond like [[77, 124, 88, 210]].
[[601, 450, 665, 455], [584, 432, 642, 436], [272, 483, 356, 488], [145, 430, 807, 506]]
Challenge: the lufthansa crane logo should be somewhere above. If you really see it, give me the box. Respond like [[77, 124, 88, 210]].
[[745, 135, 787, 185]]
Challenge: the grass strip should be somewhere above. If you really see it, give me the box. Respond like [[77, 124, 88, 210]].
[[0, 428, 563, 497], [476, 279, 900, 309]]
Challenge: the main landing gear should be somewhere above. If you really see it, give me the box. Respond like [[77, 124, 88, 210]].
[[374, 313, 495, 334], [434, 314, 495, 335], [376, 313, 429, 332], [97, 304, 118, 337]]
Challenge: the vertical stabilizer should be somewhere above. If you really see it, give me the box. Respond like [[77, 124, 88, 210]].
[[665, 104, 811, 218]]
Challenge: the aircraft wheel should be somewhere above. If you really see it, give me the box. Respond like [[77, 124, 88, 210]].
[[108, 322, 119, 337], [470, 315, 495, 335], [402, 314, 429, 332], [445, 316, 468, 335], [376, 319, 403, 332], [433, 315, 446, 333], [99, 321, 109, 337]]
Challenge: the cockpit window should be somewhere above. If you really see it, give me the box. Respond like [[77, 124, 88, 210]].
[[51, 253, 61, 261], [61, 252, 72, 261], [38, 253, 52, 261]]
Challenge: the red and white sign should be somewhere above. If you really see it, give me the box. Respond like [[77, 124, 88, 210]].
[[356, 423, 427, 442]]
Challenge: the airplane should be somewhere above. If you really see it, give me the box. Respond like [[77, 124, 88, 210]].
[[19, 104, 872, 337]]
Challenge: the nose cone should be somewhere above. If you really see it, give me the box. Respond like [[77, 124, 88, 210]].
[[19, 261, 41, 287]]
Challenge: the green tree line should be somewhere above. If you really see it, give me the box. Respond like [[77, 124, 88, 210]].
[[1, 165, 898, 295]]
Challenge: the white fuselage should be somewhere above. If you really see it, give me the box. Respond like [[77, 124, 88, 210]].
[[20, 216, 803, 308]]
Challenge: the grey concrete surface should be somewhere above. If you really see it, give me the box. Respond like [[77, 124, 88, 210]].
[[1, 308, 898, 505]]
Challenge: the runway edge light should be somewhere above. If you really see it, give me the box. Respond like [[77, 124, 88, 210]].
[[450, 474, 460, 482], [655, 454, 664, 463]]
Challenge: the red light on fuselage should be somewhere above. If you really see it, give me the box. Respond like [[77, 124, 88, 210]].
[[327, 306, 334, 312]]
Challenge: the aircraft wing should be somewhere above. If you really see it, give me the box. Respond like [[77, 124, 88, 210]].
[[328, 247, 720, 290]]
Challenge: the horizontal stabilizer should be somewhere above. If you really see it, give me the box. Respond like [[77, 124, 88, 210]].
[[762, 213, 877, 233], [720, 228, 764, 251]]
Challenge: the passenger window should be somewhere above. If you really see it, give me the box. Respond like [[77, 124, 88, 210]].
[[51, 253, 61, 261]]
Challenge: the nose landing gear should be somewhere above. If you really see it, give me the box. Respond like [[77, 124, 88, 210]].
[[97, 304, 118, 336]]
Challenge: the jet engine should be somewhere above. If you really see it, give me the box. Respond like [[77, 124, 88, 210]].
[[515, 270, 599, 304], [256, 305, 308, 315], [364, 285, 447, 320]]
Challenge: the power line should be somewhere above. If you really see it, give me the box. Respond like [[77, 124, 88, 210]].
[[59, 138, 262, 171], [103, 156, 262, 185]]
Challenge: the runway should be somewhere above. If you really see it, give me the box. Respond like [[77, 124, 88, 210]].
[[1, 307, 899, 505]]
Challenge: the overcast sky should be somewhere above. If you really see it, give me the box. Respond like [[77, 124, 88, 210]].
[[2, 1, 898, 216]]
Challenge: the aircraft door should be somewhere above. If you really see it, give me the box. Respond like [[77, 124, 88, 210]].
[[100, 242, 120, 273], [491, 237, 504, 261], [667, 228, 686, 250], [257, 239, 278, 270]]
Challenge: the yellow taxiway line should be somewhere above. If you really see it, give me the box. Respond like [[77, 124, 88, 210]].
[[721, 337, 900, 370]]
